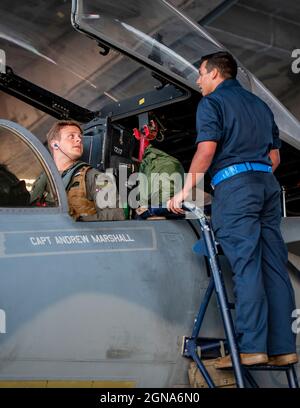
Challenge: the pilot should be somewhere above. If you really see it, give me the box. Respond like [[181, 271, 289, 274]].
[[31, 120, 124, 221], [168, 51, 298, 368]]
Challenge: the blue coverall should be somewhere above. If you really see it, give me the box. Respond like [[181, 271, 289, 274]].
[[196, 79, 296, 355]]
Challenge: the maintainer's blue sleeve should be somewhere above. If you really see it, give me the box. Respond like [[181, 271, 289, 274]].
[[196, 96, 223, 144], [271, 118, 281, 149]]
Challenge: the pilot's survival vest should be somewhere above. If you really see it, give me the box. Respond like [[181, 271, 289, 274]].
[[63, 162, 97, 220]]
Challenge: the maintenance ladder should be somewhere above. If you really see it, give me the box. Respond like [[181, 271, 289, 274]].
[[182, 202, 299, 388]]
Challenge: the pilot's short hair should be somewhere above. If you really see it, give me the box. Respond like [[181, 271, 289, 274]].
[[199, 51, 237, 79], [47, 120, 83, 151]]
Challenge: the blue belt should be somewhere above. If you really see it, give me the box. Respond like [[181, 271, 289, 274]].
[[211, 162, 272, 189]]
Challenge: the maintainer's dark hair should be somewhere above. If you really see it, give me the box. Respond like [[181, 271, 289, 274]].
[[199, 51, 238, 79]]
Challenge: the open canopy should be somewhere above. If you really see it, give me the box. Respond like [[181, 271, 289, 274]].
[[72, 0, 300, 150]]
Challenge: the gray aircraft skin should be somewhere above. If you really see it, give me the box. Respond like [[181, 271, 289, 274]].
[[0, 0, 299, 388]]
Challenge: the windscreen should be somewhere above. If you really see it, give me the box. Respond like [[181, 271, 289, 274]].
[[73, 0, 300, 149], [72, 0, 221, 90]]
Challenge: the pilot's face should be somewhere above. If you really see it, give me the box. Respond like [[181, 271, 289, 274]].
[[196, 60, 215, 96], [58, 125, 83, 160]]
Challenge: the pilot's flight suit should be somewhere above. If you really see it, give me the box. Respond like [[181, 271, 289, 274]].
[[30, 162, 125, 221], [196, 79, 296, 355]]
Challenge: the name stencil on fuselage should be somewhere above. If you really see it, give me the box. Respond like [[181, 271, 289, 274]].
[[0, 227, 157, 257]]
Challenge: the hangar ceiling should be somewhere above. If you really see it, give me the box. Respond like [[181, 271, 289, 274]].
[[0, 0, 299, 141], [192, 0, 300, 120]]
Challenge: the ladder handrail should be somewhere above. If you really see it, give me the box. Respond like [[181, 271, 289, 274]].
[[182, 201, 246, 388]]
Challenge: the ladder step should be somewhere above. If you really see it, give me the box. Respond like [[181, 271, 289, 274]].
[[246, 364, 297, 371]]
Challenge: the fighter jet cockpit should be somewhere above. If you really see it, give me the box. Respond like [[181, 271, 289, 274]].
[[1, 0, 299, 217]]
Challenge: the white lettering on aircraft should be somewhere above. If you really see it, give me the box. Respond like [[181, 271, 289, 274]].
[[55, 235, 90, 245], [29, 233, 135, 246], [90, 234, 135, 243], [30, 236, 52, 246]]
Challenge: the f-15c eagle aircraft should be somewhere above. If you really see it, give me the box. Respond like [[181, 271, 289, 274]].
[[0, 0, 299, 388]]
